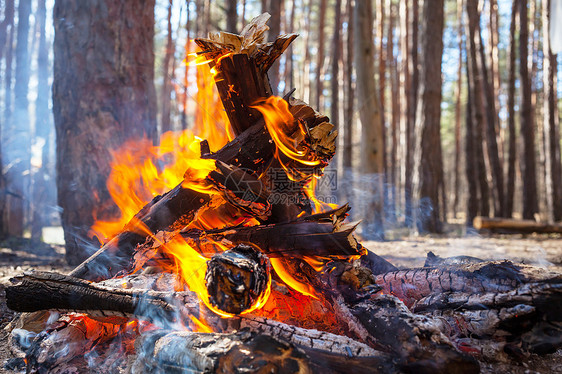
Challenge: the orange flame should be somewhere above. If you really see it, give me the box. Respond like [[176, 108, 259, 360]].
[[91, 47, 232, 243]]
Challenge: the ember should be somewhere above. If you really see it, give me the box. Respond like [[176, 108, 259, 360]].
[[5, 13, 562, 374]]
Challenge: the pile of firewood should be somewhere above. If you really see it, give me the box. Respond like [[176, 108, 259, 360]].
[[5, 14, 562, 374]]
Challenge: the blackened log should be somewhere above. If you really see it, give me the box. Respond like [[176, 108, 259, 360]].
[[351, 294, 480, 374], [373, 260, 552, 308], [205, 244, 270, 314], [182, 221, 362, 258], [132, 328, 395, 374], [6, 271, 198, 323]]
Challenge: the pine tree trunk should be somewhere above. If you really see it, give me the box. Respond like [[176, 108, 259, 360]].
[[542, 0, 562, 221], [388, 0, 398, 222], [343, 0, 353, 171], [405, 0, 419, 226], [466, 0, 490, 217], [453, 0, 463, 218], [268, 0, 281, 95], [354, 0, 384, 239], [506, 0, 518, 218], [31, 0, 52, 240], [414, 0, 445, 233], [518, 0, 538, 219], [331, 0, 341, 130], [315, 0, 327, 111], [226, 0, 237, 33], [160, 0, 174, 135], [399, 1, 409, 224], [53, 0, 158, 265], [0, 0, 15, 239], [477, 10, 505, 217], [7, 0, 32, 237], [465, 58, 479, 225]]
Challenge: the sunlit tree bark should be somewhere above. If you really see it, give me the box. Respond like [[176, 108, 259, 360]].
[[414, 0, 445, 233], [354, 0, 384, 238], [53, 0, 158, 264]]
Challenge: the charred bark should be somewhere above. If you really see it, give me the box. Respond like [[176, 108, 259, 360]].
[[205, 244, 270, 314]]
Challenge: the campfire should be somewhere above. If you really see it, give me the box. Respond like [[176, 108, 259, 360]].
[[5, 14, 562, 373]]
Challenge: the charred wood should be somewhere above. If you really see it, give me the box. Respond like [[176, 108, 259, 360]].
[[6, 271, 199, 324], [132, 328, 395, 374], [373, 260, 553, 308], [205, 244, 271, 314], [351, 294, 480, 374]]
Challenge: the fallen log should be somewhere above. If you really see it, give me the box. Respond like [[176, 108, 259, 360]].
[[473, 216, 562, 234]]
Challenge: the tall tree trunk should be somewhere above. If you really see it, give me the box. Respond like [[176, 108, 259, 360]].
[[477, 6, 505, 217], [518, 0, 538, 219], [7, 0, 32, 236], [488, 0, 501, 139], [226, 0, 237, 33], [0, 0, 15, 239], [466, 0, 490, 217], [354, 0, 384, 239], [465, 57, 479, 225], [53, 0, 158, 265], [399, 0, 410, 223], [315, 0, 327, 110], [543, 0, 562, 221], [506, 0, 518, 217], [286, 0, 296, 90], [453, 0, 463, 218], [267, 0, 281, 95], [405, 0, 419, 226], [331, 0, 342, 130], [31, 0, 52, 240], [181, 1, 191, 131], [302, 0, 312, 103], [343, 0, 353, 171], [388, 0, 398, 223], [161, 0, 174, 135], [413, 0, 445, 233]]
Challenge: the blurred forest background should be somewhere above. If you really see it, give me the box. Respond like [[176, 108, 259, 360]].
[[0, 0, 561, 263]]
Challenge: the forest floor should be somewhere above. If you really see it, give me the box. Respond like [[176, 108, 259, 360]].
[[1, 229, 562, 373]]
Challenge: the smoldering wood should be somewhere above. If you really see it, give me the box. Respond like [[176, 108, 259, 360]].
[[131, 328, 395, 374], [373, 260, 559, 308], [205, 244, 271, 314], [25, 314, 122, 373], [351, 294, 481, 374], [6, 271, 199, 323], [473, 215, 562, 234]]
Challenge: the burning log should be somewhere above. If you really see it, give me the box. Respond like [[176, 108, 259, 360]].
[[473, 215, 562, 234], [205, 244, 271, 315], [179, 204, 363, 258], [132, 329, 396, 374], [6, 271, 199, 324]]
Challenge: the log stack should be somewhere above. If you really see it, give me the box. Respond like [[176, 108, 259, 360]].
[[5, 14, 562, 374]]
